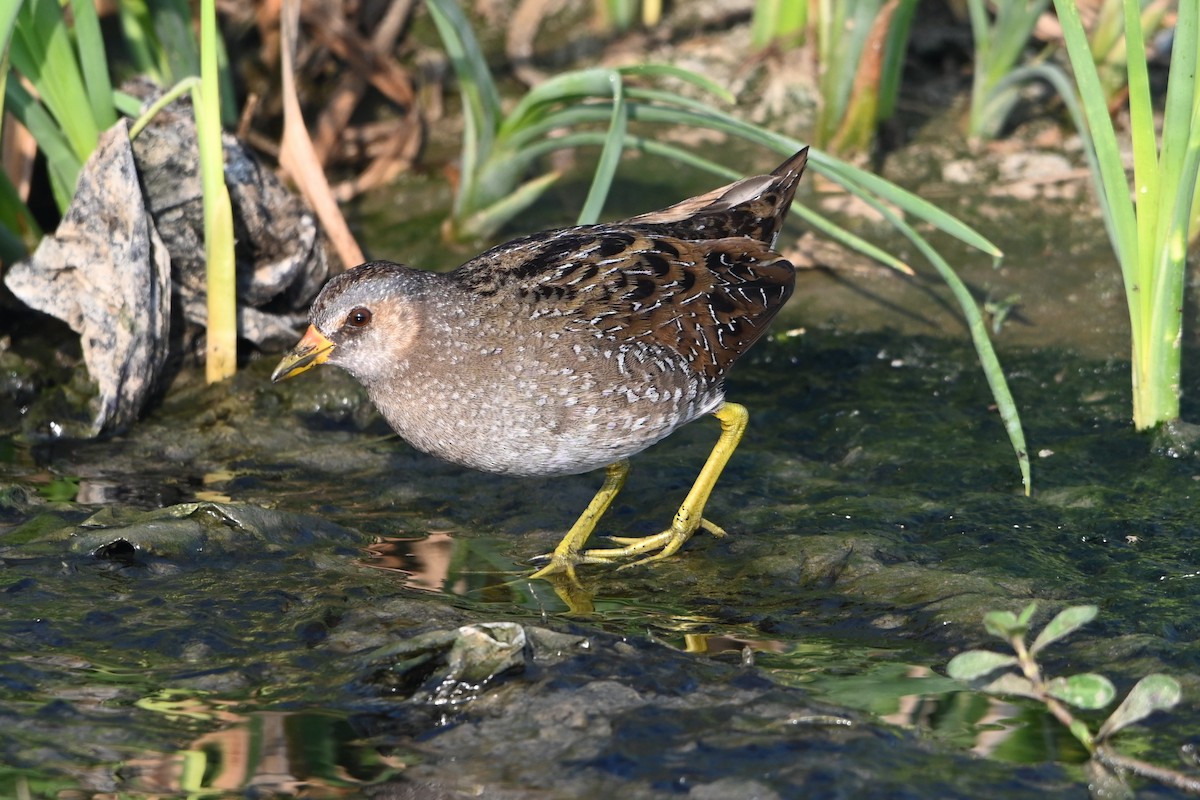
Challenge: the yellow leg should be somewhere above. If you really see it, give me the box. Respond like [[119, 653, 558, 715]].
[[529, 460, 629, 582], [576, 401, 748, 569]]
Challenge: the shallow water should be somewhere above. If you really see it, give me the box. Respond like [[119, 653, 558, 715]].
[[4, 134, 1200, 797], [3, 315, 1199, 796]]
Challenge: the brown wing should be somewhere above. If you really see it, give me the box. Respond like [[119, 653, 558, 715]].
[[456, 227, 795, 381]]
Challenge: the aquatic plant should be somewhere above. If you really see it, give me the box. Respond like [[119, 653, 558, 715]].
[[750, 0, 805, 51], [194, 0, 236, 383], [2, 0, 237, 382], [1, 0, 116, 260], [1049, 0, 1199, 430], [809, 0, 916, 154], [964, 0, 1053, 139], [1085, 0, 1174, 116], [949, 603, 1194, 794], [749, 0, 912, 154]]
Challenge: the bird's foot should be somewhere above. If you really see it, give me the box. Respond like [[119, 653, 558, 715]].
[[588, 517, 726, 569], [528, 518, 724, 578], [527, 548, 615, 582]]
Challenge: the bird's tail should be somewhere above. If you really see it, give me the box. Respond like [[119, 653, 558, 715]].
[[624, 148, 809, 248]]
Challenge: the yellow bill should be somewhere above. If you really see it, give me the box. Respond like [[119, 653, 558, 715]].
[[271, 325, 335, 382]]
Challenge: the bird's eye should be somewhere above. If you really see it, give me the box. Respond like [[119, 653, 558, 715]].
[[346, 307, 372, 328]]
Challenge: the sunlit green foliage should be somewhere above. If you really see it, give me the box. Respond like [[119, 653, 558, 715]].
[[1, 0, 236, 381], [1050, 0, 1200, 430], [964, 0, 1053, 139], [810, 0, 916, 154]]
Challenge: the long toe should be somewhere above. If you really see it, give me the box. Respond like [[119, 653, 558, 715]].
[[528, 553, 580, 582]]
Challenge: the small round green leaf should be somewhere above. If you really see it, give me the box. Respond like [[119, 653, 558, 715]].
[[1046, 673, 1116, 709], [983, 673, 1039, 699], [947, 650, 1018, 681], [983, 610, 1021, 640], [1030, 605, 1098, 655], [1096, 674, 1182, 741]]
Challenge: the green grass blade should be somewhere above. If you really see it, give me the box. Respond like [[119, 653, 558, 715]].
[[68, 0, 116, 129], [600, 96, 1005, 258], [508, 95, 1003, 264], [459, 171, 561, 240], [618, 63, 736, 104], [1151, 0, 1196, 251], [1146, 104, 1200, 421], [508, 91, 1005, 263], [992, 63, 1122, 251], [196, 0, 236, 383], [504, 104, 618, 150], [878, 0, 917, 121], [519, 131, 917, 275], [750, 0, 779, 50], [500, 68, 617, 137], [10, 0, 99, 161], [809, 154, 1002, 259], [113, 89, 146, 118], [1124, 0, 1159, 327], [792, 203, 914, 276], [4, 77, 81, 211], [426, 0, 503, 220], [128, 76, 200, 138], [864, 193, 1031, 493], [113, 0, 163, 81], [576, 73, 627, 225], [1, 0, 22, 62], [1050, 0, 1138, 283], [1138, 0, 1196, 429], [425, 0, 501, 123], [154, 0, 201, 81]]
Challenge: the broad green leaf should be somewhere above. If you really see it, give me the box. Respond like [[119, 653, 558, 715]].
[[1096, 674, 1182, 742], [947, 650, 1018, 681], [1030, 605, 1097, 655], [1016, 601, 1038, 627], [982, 672, 1039, 700], [1046, 673, 1116, 710]]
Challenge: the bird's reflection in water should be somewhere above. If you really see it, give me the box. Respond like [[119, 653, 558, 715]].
[[358, 532, 597, 614]]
